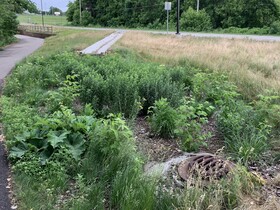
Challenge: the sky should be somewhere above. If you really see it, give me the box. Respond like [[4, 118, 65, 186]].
[[32, 0, 73, 12]]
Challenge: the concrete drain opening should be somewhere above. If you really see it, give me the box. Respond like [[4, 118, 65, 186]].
[[178, 154, 235, 181]]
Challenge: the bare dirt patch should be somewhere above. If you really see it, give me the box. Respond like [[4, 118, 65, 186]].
[[134, 117, 183, 162], [134, 115, 224, 163]]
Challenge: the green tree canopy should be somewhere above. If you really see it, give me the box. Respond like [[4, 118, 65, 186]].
[[9, 0, 38, 13], [66, 0, 280, 28], [49, 6, 62, 15], [0, 0, 18, 46], [67, 0, 168, 27], [0, 0, 37, 47], [183, 0, 280, 28]]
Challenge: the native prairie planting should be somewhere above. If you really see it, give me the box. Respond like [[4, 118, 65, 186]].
[[1, 29, 279, 209]]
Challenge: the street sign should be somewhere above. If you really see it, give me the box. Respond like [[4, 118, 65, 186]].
[[165, 2, 172, 34], [165, 2, 171, 11]]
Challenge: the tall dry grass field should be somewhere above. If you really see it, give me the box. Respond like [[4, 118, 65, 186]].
[[117, 32, 280, 99]]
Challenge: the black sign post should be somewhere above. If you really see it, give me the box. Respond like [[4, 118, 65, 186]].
[[176, 0, 180, 34]]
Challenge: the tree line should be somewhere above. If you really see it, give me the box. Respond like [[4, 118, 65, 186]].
[[66, 0, 280, 31]]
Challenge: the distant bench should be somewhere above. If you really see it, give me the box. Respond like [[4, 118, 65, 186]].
[[18, 25, 55, 38]]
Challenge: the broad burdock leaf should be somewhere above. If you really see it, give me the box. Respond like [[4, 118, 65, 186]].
[[9, 142, 29, 158], [47, 130, 70, 148], [10, 147, 26, 158], [65, 132, 86, 161]]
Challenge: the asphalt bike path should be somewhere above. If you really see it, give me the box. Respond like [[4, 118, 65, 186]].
[[0, 35, 44, 210], [59, 26, 280, 42], [0, 35, 44, 86]]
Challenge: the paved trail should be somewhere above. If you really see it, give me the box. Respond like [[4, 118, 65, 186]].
[[0, 35, 44, 210], [176, 31, 280, 42], [0, 35, 44, 85], [59, 26, 280, 42]]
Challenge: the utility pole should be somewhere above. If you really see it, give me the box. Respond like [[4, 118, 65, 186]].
[[197, 0, 200, 12], [79, 0, 82, 24], [40, 0, 45, 27], [176, 0, 180, 34]]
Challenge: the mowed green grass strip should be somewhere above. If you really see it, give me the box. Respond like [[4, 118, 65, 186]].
[[17, 14, 68, 26], [33, 29, 113, 56]]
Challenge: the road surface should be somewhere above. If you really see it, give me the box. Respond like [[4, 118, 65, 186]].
[[58, 26, 280, 42], [0, 35, 44, 85], [0, 35, 44, 210]]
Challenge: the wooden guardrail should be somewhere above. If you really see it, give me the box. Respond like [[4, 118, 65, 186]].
[[18, 25, 54, 34]]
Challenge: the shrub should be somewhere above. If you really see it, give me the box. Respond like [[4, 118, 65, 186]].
[[148, 97, 214, 151], [270, 20, 280, 35], [81, 114, 141, 183], [192, 72, 239, 106], [81, 11, 93, 26], [148, 98, 178, 138], [175, 97, 214, 151], [72, 9, 81, 25], [46, 74, 80, 112], [249, 27, 270, 35], [254, 93, 280, 129], [218, 26, 270, 35], [181, 7, 212, 32]]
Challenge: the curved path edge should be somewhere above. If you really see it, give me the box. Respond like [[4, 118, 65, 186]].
[[0, 35, 44, 87], [0, 35, 44, 210]]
